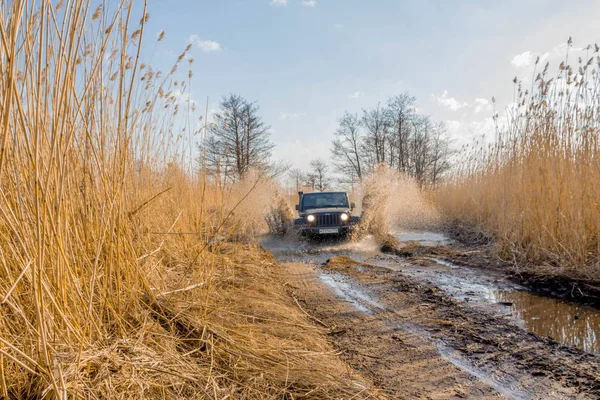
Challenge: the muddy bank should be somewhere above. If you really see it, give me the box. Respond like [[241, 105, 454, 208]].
[[283, 260, 503, 399], [436, 224, 600, 308], [319, 256, 600, 399], [149, 242, 385, 399], [261, 233, 600, 398]]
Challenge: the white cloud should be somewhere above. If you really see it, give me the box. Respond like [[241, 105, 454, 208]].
[[431, 90, 468, 111], [189, 35, 221, 52], [473, 97, 492, 114], [511, 51, 535, 68], [444, 116, 499, 149], [469, 117, 497, 137], [270, 0, 288, 6], [552, 42, 583, 56], [511, 41, 586, 71], [170, 90, 197, 107], [349, 91, 362, 99], [197, 40, 221, 52], [280, 112, 307, 120], [302, 0, 317, 7]]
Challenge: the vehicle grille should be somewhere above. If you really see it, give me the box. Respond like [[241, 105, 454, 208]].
[[316, 213, 341, 226]]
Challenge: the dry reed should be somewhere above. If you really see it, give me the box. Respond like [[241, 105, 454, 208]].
[[0, 1, 383, 398], [436, 41, 600, 278]]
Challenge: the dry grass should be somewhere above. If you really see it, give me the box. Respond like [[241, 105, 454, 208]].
[[0, 1, 383, 398], [435, 42, 600, 278]]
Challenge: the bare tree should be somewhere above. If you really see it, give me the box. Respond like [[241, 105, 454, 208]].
[[362, 104, 390, 167], [410, 115, 432, 186], [202, 94, 274, 182], [428, 122, 453, 185], [288, 168, 305, 192], [307, 158, 330, 192], [331, 112, 364, 183], [387, 93, 416, 173], [330, 92, 453, 187]]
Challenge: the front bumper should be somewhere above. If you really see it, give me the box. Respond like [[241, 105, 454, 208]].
[[296, 225, 354, 235], [293, 217, 360, 236]]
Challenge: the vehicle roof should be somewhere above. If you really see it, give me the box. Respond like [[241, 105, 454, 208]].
[[302, 191, 347, 195]]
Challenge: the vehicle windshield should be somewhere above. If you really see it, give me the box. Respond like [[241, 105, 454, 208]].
[[302, 193, 349, 210]]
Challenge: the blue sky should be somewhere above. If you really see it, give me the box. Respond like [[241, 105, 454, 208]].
[[142, 0, 600, 170]]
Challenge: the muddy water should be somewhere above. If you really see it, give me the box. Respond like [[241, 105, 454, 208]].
[[319, 273, 385, 314], [390, 231, 600, 354], [492, 290, 600, 354], [392, 231, 451, 246], [261, 232, 600, 354]]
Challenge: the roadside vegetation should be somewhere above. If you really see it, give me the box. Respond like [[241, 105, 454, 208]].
[[436, 41, 600, 279], [0, 1, 382, 398]]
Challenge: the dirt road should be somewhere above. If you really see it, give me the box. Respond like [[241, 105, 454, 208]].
[[262, 233, 600, 400]]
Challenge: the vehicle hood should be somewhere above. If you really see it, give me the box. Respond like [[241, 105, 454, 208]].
[[302, 207, 351, 214]]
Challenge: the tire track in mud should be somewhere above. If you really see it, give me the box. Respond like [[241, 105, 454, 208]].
[[321, 258, 599, 399], [264, 236, 600, 399], [284, 262, 503, 399]]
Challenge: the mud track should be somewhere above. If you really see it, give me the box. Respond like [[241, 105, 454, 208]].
[[264, 235, 600, 399]]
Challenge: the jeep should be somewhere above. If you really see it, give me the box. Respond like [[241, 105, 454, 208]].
[[294, 191, 360, 237]]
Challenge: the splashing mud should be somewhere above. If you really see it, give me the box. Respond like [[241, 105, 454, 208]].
[[260, 234, 381, 264], [223, 169, 292, 239], [355, 165, 440, 240]]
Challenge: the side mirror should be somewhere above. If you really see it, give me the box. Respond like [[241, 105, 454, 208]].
[[295, 204, 299, 211], [350, 202, 356, 210]]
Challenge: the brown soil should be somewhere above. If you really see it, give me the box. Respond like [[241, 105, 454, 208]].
[[281, 255, 600, 399]]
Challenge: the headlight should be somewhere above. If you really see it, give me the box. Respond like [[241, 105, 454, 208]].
[[307, 215, 315, 222], [340, 213, 349, 221]]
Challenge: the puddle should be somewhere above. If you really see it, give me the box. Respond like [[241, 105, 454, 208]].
[[318, 272, 385, 314], [260, 234, 379, 265], [393, 231, 451, 246], [370, 254, 600, 354], [428, 257, 459, 269], [492, 290, 600, 354], [383, 259, 519, 305], [394, 260, 600, 354]]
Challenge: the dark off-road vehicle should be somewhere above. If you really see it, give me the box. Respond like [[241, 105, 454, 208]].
[[294, 191, 360, 237]]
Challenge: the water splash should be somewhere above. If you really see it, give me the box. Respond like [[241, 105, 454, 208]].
[[355, 165, 441, 239]]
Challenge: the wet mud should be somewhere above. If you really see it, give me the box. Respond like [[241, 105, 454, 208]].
[[263, 232, 600, 399], [381, 231, 600, 354], [442, 225, 600, 306]]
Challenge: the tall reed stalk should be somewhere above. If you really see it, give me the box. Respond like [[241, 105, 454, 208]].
[[0, 0, 205, 395], [0, 2, 374, 398], [437, 42, 600, 276]]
